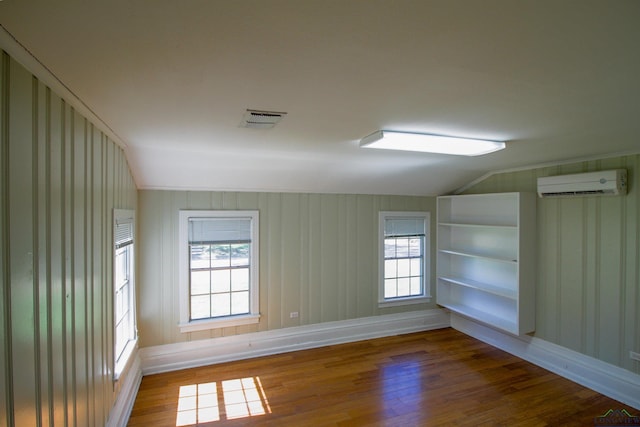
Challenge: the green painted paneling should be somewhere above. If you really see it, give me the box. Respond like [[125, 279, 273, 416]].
[[9, 54, 38, 427], [464, 155, 640, 374], [0, 51, 10, 427], [137, 190, 437, 347], [558, 198, 584, 352], [0, 51, 137, 426]]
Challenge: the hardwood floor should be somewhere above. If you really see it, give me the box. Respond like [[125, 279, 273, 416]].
[[128, 328, 629, 426]]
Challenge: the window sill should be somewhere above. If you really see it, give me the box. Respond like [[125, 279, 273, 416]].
[[378, 296, 431, 308], [114, 338, 138, 382], [179, 313, 261, 333]]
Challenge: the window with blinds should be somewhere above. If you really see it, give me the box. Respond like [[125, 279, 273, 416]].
[[378, 212, 431, 306], [178, 211, 260, 332], [188, 217, 252, 320], [113, 209, 136, 378]]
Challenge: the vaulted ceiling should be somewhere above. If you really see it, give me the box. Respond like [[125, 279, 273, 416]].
[[2, 0, 639, 195]]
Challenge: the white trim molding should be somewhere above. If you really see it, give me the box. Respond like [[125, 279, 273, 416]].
[[106, 352, 143, 427], [0, 24, 127, 150], [451, 314, 640, 411], [140, 309, 450, 375]]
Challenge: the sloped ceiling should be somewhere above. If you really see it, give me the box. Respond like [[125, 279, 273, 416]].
[[1, 0, 639, 196]]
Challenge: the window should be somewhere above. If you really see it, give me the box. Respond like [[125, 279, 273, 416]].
[[113, 209, 137, 378], [179, 210, 260, 332], [378, 212, 430, 307]]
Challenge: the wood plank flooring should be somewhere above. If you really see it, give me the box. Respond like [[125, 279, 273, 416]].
[[128, 328, 630, 426]]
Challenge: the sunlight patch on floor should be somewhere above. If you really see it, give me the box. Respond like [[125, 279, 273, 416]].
[[176, 377, 271, 426]]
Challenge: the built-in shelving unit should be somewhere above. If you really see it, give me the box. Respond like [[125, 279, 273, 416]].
[[436, 192, 536, 335]]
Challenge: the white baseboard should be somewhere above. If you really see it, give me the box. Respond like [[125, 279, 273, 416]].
[[451, 314, 640, 411], [140, 309, 450, 375], [106, 352, 143, 427]]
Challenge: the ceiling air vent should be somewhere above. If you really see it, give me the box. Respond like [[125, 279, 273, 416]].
[[240, 109, 287, 129]]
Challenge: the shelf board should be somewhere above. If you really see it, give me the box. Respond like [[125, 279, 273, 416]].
[[438, 222, 517, 229], [438, 249, 517, 264], [438, 276, 517, 299], [440, 302, 518, 334]]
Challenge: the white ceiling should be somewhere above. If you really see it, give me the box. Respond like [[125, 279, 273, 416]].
[[1, 0, 639, 196]]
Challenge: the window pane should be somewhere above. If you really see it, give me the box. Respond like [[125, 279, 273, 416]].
[[211, 244, 231, 268], [231, 268, 249, 291], [123, 282, 130, 315], [191, 271, 210, 295], [397, 277, 411, 297], [211, 293, 231, 317], [384, 279, 397, 298], [115, 249, 127, 286], [231, 244, 250, 267], [395, 238, 410, 257], [211, 269, 231, 293], [397, 259, 411, 278], [410, 258, 421, 276], [384, 238, 396, 258], [191, 295, 211, 320], [410, 277, 422, 295], [231, 291, 249, 315], [116, 320, 126, 358], [115, 287, 123, 321], [190, 245, 210, 269], [409, 238, 422, 257], [384, 259, 397, 279]]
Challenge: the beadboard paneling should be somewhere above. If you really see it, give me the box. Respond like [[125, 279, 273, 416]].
[[137, 190, 437, 347], [0, 51, 137, 426], [1, 47, 9, 427], [463, 155, 640, 374]]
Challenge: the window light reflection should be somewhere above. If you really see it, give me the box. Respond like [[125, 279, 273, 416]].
[[223, 377, 265, 419], [176, 377, 271, 426], [176, 382, 220, 426]]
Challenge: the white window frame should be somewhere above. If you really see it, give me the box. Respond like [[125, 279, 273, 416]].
[[378, 211, 431, 307], [178, 210, 260, 333], [113, 209, 137, 380]]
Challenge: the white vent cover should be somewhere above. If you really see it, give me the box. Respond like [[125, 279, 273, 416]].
[[240, 109, 287, 129]]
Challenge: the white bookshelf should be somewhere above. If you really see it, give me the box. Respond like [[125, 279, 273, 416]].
[[436, 192, 536, 335]]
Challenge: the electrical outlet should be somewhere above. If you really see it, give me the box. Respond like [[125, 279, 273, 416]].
[[630, 351, 640, 361], [290, 311, 299, 319]]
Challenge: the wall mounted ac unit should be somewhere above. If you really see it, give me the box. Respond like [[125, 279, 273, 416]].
[[537, 169, 627, 198]]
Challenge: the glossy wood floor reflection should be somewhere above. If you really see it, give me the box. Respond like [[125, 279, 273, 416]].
[[128, 328, 628, 426]]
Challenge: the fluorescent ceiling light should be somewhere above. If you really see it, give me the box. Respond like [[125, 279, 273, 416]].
[[360, 130, 506, 156]]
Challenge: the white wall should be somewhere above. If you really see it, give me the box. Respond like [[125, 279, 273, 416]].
[[137, 190, 438, 347], [0, 51, 137, 426]]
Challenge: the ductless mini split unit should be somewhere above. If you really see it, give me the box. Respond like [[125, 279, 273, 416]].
[[537, 169, 627, 198]]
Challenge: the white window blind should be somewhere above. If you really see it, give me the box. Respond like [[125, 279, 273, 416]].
[[188, 217, 252, 244], [384, 217, 425, 236], [115, 218, 134, 248]]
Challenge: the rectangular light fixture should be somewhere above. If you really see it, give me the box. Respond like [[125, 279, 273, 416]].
[[360, 130, 506, 156]]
